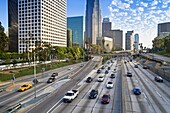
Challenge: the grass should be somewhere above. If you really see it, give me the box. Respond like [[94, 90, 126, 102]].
[[0, 59, 83, 82], [156, 50, 170, 57]]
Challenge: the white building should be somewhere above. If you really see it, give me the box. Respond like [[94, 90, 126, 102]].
[[97, 37, 113, 52], [125, 31, 134, 50], [18, 0, 67, 53]]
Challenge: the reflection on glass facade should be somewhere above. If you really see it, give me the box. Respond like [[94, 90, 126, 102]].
[[134, 34, 139, 50], [8, 0, 18, 52], [158, 22, 170, 38], [67, 16, 84, 48], [85, 0, 102, 45]]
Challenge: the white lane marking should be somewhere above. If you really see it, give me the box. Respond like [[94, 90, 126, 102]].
[[143, 92, 147, 99], [46, 98, 63, 113], [145, 79, 148, 82], [156, 91, 162, 98]]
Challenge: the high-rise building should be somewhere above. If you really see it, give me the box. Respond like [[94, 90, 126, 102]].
[[134, 34, 139, 50], [102, 18, 111, 37], [67, 29, 73, 47], [158, 22, 170, 38], [8, 0, 18, 52], [111, 30, 123, 50], [67, 16, 84, 48], [18, 0, 67, 53], [125, 31, 134, 50], [85, 0, 102, 46]]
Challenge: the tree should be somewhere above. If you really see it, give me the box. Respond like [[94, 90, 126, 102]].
[[0, 22, 9, 52]]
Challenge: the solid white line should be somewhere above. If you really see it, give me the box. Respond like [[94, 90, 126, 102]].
[[46, 98, 63, 113], [143, 92, 147, 99], [156, 91, 162, 98]]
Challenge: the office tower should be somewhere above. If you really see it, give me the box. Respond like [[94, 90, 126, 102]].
[[125, 31, 134, 50], [102, 18, 111, 37], [67, 29, 73, 47], [8, 0, 18, 52], [67, 16, 84, 48], [134, 34, 139, 50], [85, 0, 102, 46], [158, 22, 170, 38], [18, 0, 67, 53], [112, 30, 123, 50]]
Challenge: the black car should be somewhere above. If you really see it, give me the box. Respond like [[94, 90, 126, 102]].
[[133, 87, 141, 95], [51, 73, 58, 77], [105, 70, 109, 74], [97, 69, 101, 74], [86, 77, 93, 83], [108, 67, 111, 70], [101, 66, 105, 69], [155, 76, 163, 82], [143, 66, 148, 69], [134, 65, 138, 68], [89, 89, 98, 99], [47, 77, 56, 83], [127, 71, 132, 77], [110, 74, 115, 78]]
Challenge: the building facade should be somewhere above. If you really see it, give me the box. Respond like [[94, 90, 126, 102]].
[[111, 30, 123, 50], [18, 0, 67, 53], [67, 29, 73, 47], [67, 16, 84, 48], [158, 22, 170, 38], [134, 34, 139, 50], [8, 0, 18, 52], [102, 18, 111, 37], [85, 0, 102, 46], [97, 37, 113, 52], [125, 31, 134, 50]]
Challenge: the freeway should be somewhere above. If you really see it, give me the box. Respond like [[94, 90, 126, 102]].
[[1, 56, 170, 113], [0, 62, 86, 112]]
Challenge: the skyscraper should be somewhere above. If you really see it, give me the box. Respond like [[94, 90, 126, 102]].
[[158, 22, 170, 38], [112, 30, 123, 50], [17, 0, 67, 53], [85, 0, 102, 46], [102, 18, 111, 37], [8, 0, 18, 52], [125, 31, 134, 50], [67, 16, 84, 48], [134, 34, 139, 50]]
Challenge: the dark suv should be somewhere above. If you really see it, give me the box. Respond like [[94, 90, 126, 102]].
[[110, 74, 115, 78], [89, 89, 98, 99], [51, 73, 58, 77], [97, 69, 101, 74]]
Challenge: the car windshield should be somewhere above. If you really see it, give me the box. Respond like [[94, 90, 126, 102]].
[[108, 82, 112, 84], [65, 93, 73, 96], [22, 85, 28, 87], [102, 95, 109, 99]]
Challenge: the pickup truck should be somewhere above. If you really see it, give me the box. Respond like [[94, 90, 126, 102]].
[[63, 89, 79, 102]]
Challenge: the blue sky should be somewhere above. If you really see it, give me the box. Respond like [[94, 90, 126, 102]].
[[1, 0, 170, 48]]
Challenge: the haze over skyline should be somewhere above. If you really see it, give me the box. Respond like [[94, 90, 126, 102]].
[[1, 0, 170, 48]]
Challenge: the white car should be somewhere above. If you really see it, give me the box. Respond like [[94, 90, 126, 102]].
[[97, 76, 104, 82], [68, 67, 73, 70], [106, 82, 113, 88]]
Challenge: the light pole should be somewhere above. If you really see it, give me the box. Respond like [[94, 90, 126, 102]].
[[33, 50, 37, 98]]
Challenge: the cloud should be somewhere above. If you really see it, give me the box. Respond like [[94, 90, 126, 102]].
[[138, 7, 144, 12], [151, 0, 159, 6], [140, 2, 148, 7]]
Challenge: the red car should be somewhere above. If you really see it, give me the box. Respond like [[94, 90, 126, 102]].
[[101, 94, 110, 104]]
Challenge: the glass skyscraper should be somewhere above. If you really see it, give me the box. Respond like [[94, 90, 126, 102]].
[[85, 0, 102, 45], [67, 16, 84, 48], [134, 34, 139, 50]]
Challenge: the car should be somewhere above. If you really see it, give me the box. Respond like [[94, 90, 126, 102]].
[[47, 77, 56, 83], [106, 82, 113, 89], [105, 70, 109, 74], [63, 89, 79, 103], [97, 69, 101, 74], [124, 61, 127, 64], [18, 84, 32, 92], [101, 94, 110, 104], [155, 76, 163, 82], [101, 65, 105, 69], [86, 77, 93, 83], [89, 89, 98, 99], [127, 71, 132, 77], [110, 73, 115, 78], [97, 76, 104, 82], [133, 87, 141, 95], [68, 67, 73, 70], [143, 66, 148, 69], [80, 64, 84, 67], [134, 65, 138, 68], [108, 67, 110, 70], [51, 73, 58, 77]]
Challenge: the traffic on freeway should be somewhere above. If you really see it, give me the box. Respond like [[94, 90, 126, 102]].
[[0, 56, 169, 113]]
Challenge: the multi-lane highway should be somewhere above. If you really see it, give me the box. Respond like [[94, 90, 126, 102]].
[[0, 56, 170, 113]]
